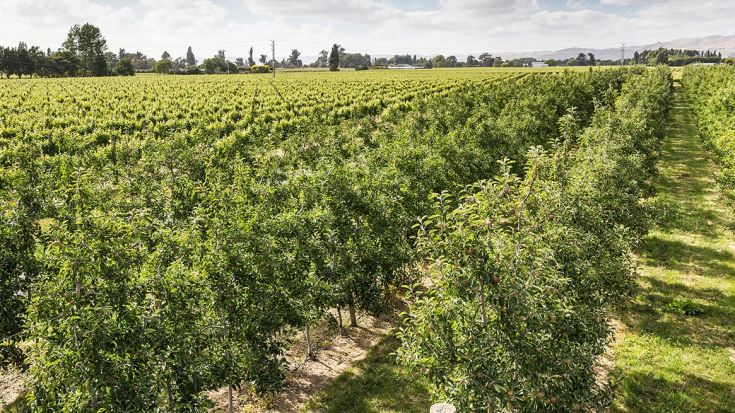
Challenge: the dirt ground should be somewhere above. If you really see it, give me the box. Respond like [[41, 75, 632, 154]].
[[0, 366, 26, 411], [209, 308, 397, 413], [1, 309, 397, 413]]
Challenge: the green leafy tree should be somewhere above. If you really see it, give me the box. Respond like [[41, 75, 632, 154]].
[[49, 49, 81, 76], [114, 57, 135, 76], [154, 58, 173, 74], [0, 142, 42, 366], [432, 54, 446, 67], [479, 52, 494, 67], [203, 57, 227, 74], [63, 23, 109, 76]]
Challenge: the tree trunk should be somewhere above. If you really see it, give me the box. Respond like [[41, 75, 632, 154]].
[[305, 324, 315, 360], [336, 306, 344, 334], [228, 384, 234, 413], [167, 374, 174, 413], [348, 302, 358, 327]]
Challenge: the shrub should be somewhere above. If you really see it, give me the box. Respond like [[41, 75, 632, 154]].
[[114, 58, 135, 76], [154, 59, 173, 74], [665, 299, 704, 316], [250, 64, 271, 74]]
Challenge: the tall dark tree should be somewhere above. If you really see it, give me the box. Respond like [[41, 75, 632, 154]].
[[50, 50, 81, 77], [588, 53, 596, 66], [248, 47, 255, 67], [259, 54, 267, 64], [161, 51, 171, 60], [288, 49, 302, 67], [328, 44, 340, 71], [15, 42, 34, 77], [186, 46, 196, 66], [479, 52, 493, 67], [577, 52, 588, 65], [63, 23, 109, 76]]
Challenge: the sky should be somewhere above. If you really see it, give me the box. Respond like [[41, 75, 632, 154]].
[[1, 0, 734, 61]]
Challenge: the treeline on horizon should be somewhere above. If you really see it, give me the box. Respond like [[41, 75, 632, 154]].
[[2, 23, 733, 79], [632, 48, 725, 66]]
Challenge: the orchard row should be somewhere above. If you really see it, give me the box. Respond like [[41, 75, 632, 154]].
[[683, 66, 735, 198], [0, 67, 669, 412]]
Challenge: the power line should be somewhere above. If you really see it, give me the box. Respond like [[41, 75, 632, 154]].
[[271, 40, 276, 79], [620, 43, 626, 66]]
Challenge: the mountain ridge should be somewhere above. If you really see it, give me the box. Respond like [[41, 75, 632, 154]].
[[299, 34, 735, 64], [495, 34, 735, 61]]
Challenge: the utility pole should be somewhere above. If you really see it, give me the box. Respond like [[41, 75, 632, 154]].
[[620, 43, 626, 66], [271, 40, 276, 79]]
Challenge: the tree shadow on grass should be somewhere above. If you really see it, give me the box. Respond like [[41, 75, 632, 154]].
[[647, 195, 723, 238], [621, 276, 735, 350], [621, 235, 735, 350], [613, 370, 735, 413], [639, 236, 735, 279], [304, 334, 431, 413]]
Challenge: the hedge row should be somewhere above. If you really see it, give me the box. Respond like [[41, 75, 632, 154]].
[[683, 66, 735, 197], [398, 67, 672, 412]]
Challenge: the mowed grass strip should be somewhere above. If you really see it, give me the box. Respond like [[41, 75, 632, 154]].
[[612, 85, 735, 412]]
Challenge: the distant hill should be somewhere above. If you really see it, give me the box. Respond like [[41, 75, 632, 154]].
[[301, 34, 735, 65], [497, 35, 735, 61]]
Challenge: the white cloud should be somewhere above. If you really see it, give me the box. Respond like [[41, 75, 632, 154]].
[[246, 0, 402, 22], [0, 0, 734, 60]]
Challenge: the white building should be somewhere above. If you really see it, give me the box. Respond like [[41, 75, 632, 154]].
[[531, 62, 549, 68], [387, 64, 423, 69]]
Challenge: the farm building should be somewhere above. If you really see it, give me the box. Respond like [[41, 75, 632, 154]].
[[387, 64, 424, 69]]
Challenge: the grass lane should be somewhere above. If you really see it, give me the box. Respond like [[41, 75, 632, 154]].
[[612, 84, 735, 412]]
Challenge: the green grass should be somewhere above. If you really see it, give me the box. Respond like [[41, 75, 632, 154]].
[[612, 84, 735, 412], [303, 334, 432, 413]]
